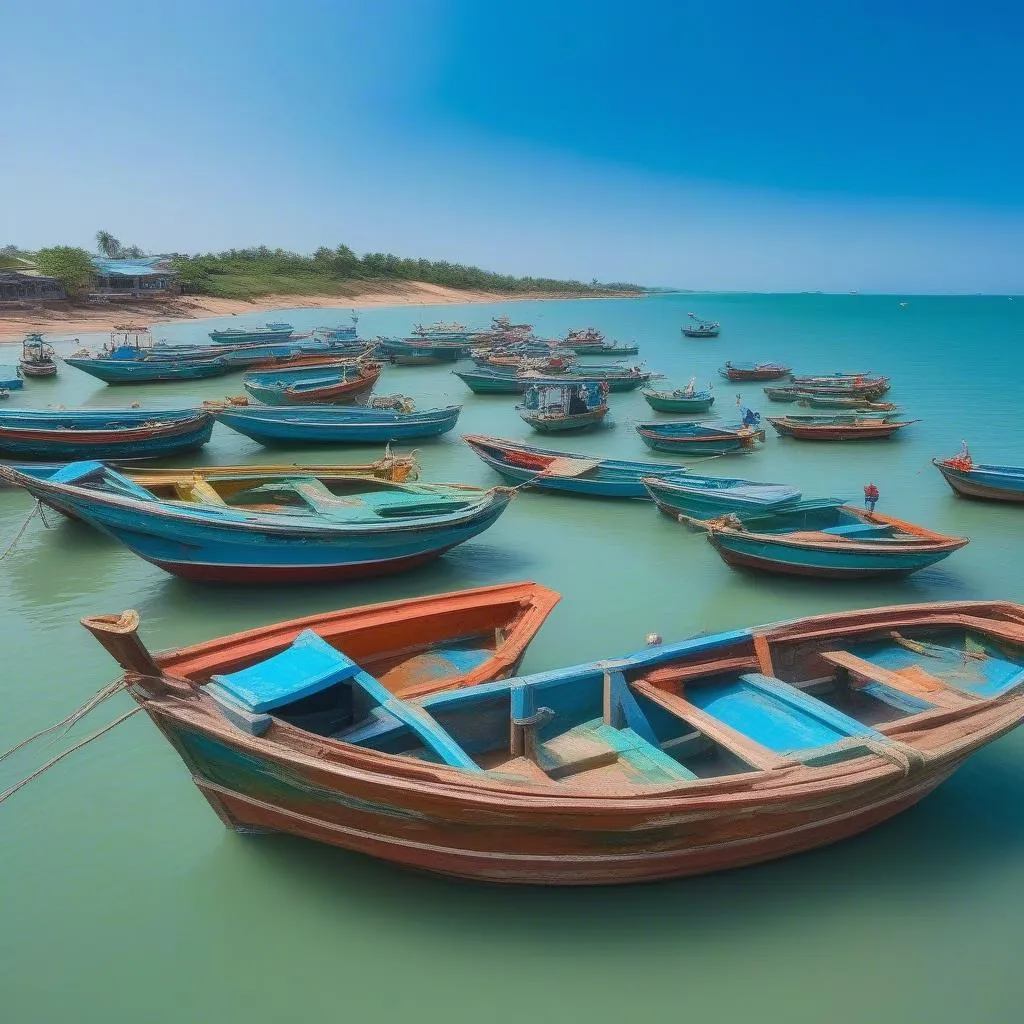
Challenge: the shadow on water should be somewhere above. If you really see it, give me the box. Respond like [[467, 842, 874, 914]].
[[190, 739, 1024, 952]]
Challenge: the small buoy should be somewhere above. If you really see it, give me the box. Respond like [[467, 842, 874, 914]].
[[645, 633, 663, 646], [129, 401, 140, 408]]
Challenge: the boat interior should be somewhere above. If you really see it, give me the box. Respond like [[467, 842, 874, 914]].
[[41, 462, 482, 519], [718, 500, 938, 543], [200, 615, 1024, 789]]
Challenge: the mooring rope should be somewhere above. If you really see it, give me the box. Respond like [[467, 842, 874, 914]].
[[0, 707, 142, 806], [0, 499, 63, 563]]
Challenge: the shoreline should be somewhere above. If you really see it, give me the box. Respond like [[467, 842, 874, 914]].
[[0, 280, 643, 342]]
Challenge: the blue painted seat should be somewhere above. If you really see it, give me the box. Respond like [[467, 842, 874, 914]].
[[211, 629, 360, 712], [48, 461, 107, 484], [820, 523, 895, 539]]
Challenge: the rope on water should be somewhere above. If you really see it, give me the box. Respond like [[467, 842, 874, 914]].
[[0, 679, 128, 764], [0, 499, 63, 563], [0, 707, 142, 806]]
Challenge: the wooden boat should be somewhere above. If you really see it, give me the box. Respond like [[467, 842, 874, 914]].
[[378, 337, 471, 363], [213, 401, 462, 445], [1, 462, 513, 583], [463, 434, 691, 498], [241, 361, 382, 405], [12, 453, 421, 491], [564, 340, 639, 356], [701, 501, 967, 577], [641, 384, 715, 414], [763, 386, 804, 403], [0, 407, 214, 460], [411, 321, 476, 341], [682, 313, 720, 338], [64, 352, 231, 384], [768, 415, 917, 441], [797, 394, 899, 411], [81, 591, 1024, 884], [636, 418, 765, 455], [790, 373, 890, 397], [719, 361, 791, 382], [18, 334, 58, 378], [642, 474, 802, 520], [516, 381, 609, 433], [209, 322, 295, 344], [933, 446, 1024, 503], [0, 365, 25, 390], [455, 366, 653, 395]]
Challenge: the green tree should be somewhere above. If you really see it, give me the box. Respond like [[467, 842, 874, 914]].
[[95, 230, 123, 258], [35, 246, 95, 298]]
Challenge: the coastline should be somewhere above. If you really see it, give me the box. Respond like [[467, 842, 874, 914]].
[[0, 280, 642, 342]]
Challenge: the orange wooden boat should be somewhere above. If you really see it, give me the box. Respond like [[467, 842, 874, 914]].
[[81, 590, 1024, 885]]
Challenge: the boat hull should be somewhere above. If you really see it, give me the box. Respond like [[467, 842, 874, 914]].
[[641, 390, 715, 413], [19, 362, 58, 378], [638, 427, 764, 455], [933, 460, 1024, 503], [769, 419, 911, 441], [64, 357, 230, 384], [517, 407, 608, 433], [214, 406, 461, 445]]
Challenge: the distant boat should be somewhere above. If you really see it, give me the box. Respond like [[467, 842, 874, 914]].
[[212, 401, 462, 446], [642, 474, 803, 521], [18, 333, 57, 378], [636, 417, 765, 456], [933, 446, 1024, 503], [641, 384, 715, 414], [767, 414, 917, 441], [0, 407, 214, 460], [377, 337, 472, 364], [209, 322, 295, 344], [701, 500, 967, 578], [719, 361, 791, 382], [454, 366, 653, 395], [516, 381, 609, 433], [682, 312, 720, 338], [241, 361, 382, 405], [462, 434, 691, 499]]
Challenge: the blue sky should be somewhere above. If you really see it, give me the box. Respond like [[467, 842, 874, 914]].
[[3, 0, 1022, 292]]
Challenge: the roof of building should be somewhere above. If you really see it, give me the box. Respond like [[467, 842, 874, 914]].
[[90, 256, 177, 277], [0, 270, 61, 284]]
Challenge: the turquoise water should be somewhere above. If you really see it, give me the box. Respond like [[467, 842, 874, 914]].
[[2, 292, 1023, 1023]]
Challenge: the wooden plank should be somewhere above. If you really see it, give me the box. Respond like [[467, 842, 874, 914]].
[[631, 680, 793, 771], [819, 651, 971, 708], [645, 656, 760, 690], [753, 633, 775, 676]]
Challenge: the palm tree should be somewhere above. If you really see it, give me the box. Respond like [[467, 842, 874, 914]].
[[95, 230, 123, 258]]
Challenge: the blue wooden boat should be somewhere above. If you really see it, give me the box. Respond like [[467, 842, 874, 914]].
[[641, 384, 715, 414], [642, 474, 803, 520], [636, 416, 765, 455], [463, 434, 691, 498], [1, 461, 512, 583], [0, 365, 25, 390], [700, 500, 967, 578], [214, 402, 462, 445], [933, 446, 1024, 503], [682, 313, 720, 338], [82, 591, 1024, 883], [241, 361, 382, 405], [64, 353, 231, 384], [719, 361, 791, 382], [455, 366, 653, 395], [516, 381, 609, 433], [378, 338, 471, 364], [209, 322, 295, 343], [0, 407, 214, 460]]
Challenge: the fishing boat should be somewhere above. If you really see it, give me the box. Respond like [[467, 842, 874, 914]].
[[314, 314, 359, 341], [1, 462, 513, 583], [377, 338, 472, 364], [80, 590, 1024, 883], [933, 445, 1024, 503], [796, 394, 899, 411], [642, 474, 803, 521], [65, 353, 232, 384], [564, 340, 640, 356], [463, 434, 691, 498], [641, 384, 715, 414], [411, 321, 476, 341], [0, 408, 214, 460], [18, 334, 57, 378], [0, 365, 24, 390], [700, 501, 967, 578], [209, 322, 295, 344], [682, 313, 720, 338], [719, 361, 791, 382], [482, 353, 574, 374], [213, 401, 462, 446], [762, 386, 804, 403], [768, 415, 916, 441], [241, 361, 382, 405], [790, 373, 890, 397], [636, 415, 765, 456], [517, 381, 609, 433], [454, 366, 653, 395]]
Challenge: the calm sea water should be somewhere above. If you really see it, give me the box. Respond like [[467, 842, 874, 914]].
[[2, 293, 1023, 1023]]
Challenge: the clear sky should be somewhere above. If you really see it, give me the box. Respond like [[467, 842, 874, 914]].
[[3, 0, 1022, 292]]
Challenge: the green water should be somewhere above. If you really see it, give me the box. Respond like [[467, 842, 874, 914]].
[[2, 293, 1023, 1023]]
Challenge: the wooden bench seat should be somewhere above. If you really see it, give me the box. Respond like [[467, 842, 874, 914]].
[[819, 650, 971, 709]]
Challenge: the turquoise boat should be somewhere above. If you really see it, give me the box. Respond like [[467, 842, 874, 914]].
[[641, 385, 715, 414], [455, 366, 653, 395], [0, 365, 24, 390], [933, 447, 1024, 503], [209, 322, 295, 343], [213, 403, 462, 445], [378, 338, 470, 364], [241, 362, 381, 405], [463, 434, 690, 498], [642, 474, 802, 520], [636, 417, 765, 455], [701, 500, 967, 578], [2, 461, 512, 584], [516, 381, 609, 433]]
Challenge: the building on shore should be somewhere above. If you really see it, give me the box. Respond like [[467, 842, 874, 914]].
[[90, 256, 180, 296], [0, 271, 66, 303]]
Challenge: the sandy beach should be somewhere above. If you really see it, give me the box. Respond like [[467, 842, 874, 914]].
[[0, 280, 641, 342]]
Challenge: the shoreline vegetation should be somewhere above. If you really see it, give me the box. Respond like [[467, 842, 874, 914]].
[[0, 239, 644, 340]]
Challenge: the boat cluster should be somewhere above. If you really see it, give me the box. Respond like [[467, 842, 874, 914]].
[[4, 311, 1024, 886]]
